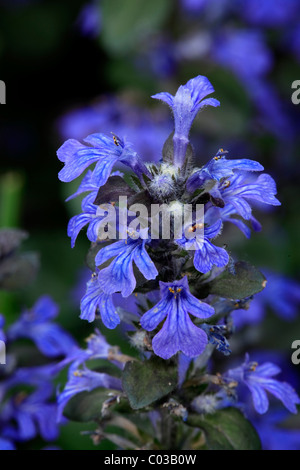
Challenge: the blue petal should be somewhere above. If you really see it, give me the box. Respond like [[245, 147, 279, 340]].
[[15, 411, 37, 440], [98, 293, 120, 329], [185, 75, 216, 105], [198, 97, 220, 110], [31, 295, 59, 322], [204, 220, 223, 239], [152, 299, 208, 359], [140, 297, 170, 331], [33, 404, 60, 441], [91, 155, 120, 188], [80, 277, 119, 327], [65, 170, 98, 201], [227, 197, 253, 220], [183, 291, 215, 319], [83, 133, 117, 148], [57, 368, 122, 422], [57, 138, 86, 163], [260, 379, 300, 414], [133, 242, 158, 281], [67, 212, 93, 248], [97, 253, 136, 297], [32, 324, 77, 358], [194, 240, 229, 273], [58, 147, 104, 182], [80, 278, 102, 323], [86, 217, 105, 243], [247, 382, 269, 414], [255, 362, 282, 377], [151, 92, 174, 107], [95, 240, 130, 267], [81, 192, 98, 213]]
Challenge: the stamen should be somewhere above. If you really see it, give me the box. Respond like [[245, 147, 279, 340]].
[[112, 134, 120, 146], [188, 223, 204, 233], [249, 362, 258, 372]]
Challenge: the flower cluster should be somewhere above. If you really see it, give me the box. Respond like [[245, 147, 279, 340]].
[[0, 296, 77, 450], [57, 75, 281, 362]]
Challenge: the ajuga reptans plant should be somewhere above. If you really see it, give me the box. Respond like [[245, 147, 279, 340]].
[[56, 76, 299, 450]]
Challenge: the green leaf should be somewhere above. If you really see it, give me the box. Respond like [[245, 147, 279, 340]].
[[162, 132, 175, 165], [85, 240, 112, 271], [100, 0, 172, 56], [162, 132, 194, 175], [186, 407, 261, 450], [207, 261, 266, 299], [63, 388, 119, 422], [123, 173, 144, 192], [122, 358, 177, 410]]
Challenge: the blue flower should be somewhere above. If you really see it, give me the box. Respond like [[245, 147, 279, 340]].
[[140, 276, 215, 359], [52, 329, 117, 374], [205, 204, 262, 239], [213, 30, 272, 81], [80, 272, 120, 328], [186, 148, 264, 193], [0, 367, 61, 443], [152, 76, 220, 167], [251, 409, 300, 450], [57, 133, 149, 187], [6, 296, 77, 359], [176, 220, 229, 274], [57, 366, 122, 422], [218, 172, 281, 221], [95, 237, 158, 297], [201, 324, 231, 355], [226, 354, 300, 414]]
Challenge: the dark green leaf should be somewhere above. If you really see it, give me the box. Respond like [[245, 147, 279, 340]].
[[0, 252, 39, 290], [122, 173, 144, 192], [0, 229, 28, 259], [101, 0, 172, 56], [162, 132, 194, 175], [85, 240, 112, 271], [122, 358, 177, 410], [64, 388, 119, 422], [186, 407, 261, 450], [162, 132, 175, 165], [93, 176, 136, 205], [207, 261, 266, 299]]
